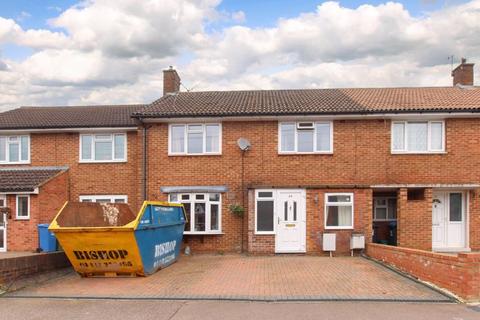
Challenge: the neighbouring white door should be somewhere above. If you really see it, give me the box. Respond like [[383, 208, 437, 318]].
[[275, 189, 306, 253], [432, 191, 466, 251], [0, 213, 6, 252]]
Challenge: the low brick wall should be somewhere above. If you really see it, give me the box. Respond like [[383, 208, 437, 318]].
[[366, 243, 480, 302], [0, 252, 71, 286]]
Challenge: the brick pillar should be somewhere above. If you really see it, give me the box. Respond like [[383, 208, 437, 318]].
[[397, 188, 432, 251], [397, 188, 408, 248]]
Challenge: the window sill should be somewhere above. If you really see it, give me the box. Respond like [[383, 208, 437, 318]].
[[15, 217, 30, 221], [373, 219, 397, 222], [324, 227, 354, 230], [168, 153, 222, 157], [278, 152, 333, 155], [0, 161, 31, 165], [254, 232, 275, 235], [184, 232, 224, 235], [79, 160, 127, 164], [391, 151, 447, 155]]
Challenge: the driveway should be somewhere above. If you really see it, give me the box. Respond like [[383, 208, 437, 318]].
[[6, 255, 450, 301]]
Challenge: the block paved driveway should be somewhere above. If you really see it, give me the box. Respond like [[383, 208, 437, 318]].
[[7, 255, 450, 302]]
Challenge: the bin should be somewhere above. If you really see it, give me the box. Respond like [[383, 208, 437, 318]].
[[49, 201, 186, 277], [38, 223, 57, 252]]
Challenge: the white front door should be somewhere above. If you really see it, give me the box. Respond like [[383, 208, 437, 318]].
[[432, 191, 467, 251], [275, 189, 306, 253], [0, 213, 6, 252]]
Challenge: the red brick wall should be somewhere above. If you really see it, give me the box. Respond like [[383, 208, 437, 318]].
[[397, 188, 433, 251], [367, 243, 480, 302], [28, 131, 142, 211], [145, 119, 480, 253], [247, 188, 372, 255], [6, 171, 69, 251]]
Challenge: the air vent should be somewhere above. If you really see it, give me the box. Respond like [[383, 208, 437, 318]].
[[296, 122, 314, 130]]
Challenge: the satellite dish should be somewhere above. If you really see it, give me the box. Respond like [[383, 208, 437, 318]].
[[237, 138, 251, 151]]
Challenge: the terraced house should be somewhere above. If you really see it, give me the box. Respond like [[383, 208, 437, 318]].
[[1, 60, 480, 258]]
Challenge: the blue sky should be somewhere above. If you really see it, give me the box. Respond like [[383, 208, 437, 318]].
[[0, 0, 468, 61], [0, 0, 478, 109]]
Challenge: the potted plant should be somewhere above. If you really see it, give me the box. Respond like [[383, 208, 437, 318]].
[[229, 204, 245, 217]]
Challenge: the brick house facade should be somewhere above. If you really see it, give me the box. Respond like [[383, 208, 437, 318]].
[[0, 59, 479, 256]]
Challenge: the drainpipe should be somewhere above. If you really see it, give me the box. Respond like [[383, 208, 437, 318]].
[[142, 124, 148, 202]]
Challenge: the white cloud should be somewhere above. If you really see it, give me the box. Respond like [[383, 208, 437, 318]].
[[1, 0, 480, 111]]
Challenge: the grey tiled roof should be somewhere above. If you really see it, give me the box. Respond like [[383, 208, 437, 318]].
[[0, 166, 68, 192], [133, 87, 480, 118], [0, 105, 144, 130]]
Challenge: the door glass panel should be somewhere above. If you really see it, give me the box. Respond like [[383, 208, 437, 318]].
[[194, 203, 206, 231], [375, 208, 387, 220], [293, 201, 297, 221], [257, 200, 274, 232], [284, 201, 288, 221], [0, 229, 4, 248], [449, 193, 462, 222]]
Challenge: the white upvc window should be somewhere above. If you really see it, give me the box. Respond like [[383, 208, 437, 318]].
[[79, 195, 128, 203], [0, 135, 30, 164], [80, 133, 127, 162], [0, 194, 6, 207], [169, 193, 221, 234], [325, 193, 354, 229], [255, 190, 275, 234], [373, 197, 397, 221], [16, 195, 30, 220], [169, 123, 221, 155], [279, 121, 333, 154], [391, 120, 445, 153]]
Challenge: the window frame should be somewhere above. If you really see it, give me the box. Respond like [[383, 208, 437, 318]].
[[391, 120, 445, 154], [255, 189, 276, 235], [79, 195, 128, 203], [324, 193, 354, 230], [278, 121, 333, 154], [168, 193, 222, 234], [79, 133, 127, 163], [0, 194, 6, 208], [16, 194, 30, 220], [373, 197, 397, 221], [168, 123, 222, 156], [0, 135, 30, 164]]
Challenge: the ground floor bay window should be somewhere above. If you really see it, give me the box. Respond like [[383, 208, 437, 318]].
[[169, 193, 221, 234]]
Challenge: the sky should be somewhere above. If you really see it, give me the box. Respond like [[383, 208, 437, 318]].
[[0, 0, 479, 110]]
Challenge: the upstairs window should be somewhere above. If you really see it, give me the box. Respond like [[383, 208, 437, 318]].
[[279, 121, 332, 154], [0, 135, 30, 164], [169, 124, 221, 155], [80, 133, 126, 162], [391, 121, 444, 153]]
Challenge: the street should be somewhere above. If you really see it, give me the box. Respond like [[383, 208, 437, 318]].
[[0, 298, 479, 320]]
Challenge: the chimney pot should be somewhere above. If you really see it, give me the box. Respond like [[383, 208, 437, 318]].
[[451, 58, 474, 86], [163, 67, 181, 96]]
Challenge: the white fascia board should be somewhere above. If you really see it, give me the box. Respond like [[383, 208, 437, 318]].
[[0, 127, 138, 134], [139, 112, 480, 123]]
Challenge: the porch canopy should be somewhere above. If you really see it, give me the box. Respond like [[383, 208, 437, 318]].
[[0, 166, 68, 194]]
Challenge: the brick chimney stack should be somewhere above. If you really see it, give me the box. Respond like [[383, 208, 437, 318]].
[[451, 58, 474, 86], [163, 66, 181, 95]]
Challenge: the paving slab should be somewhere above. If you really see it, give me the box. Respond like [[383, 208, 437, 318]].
[[5, 255, 450, 301]]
